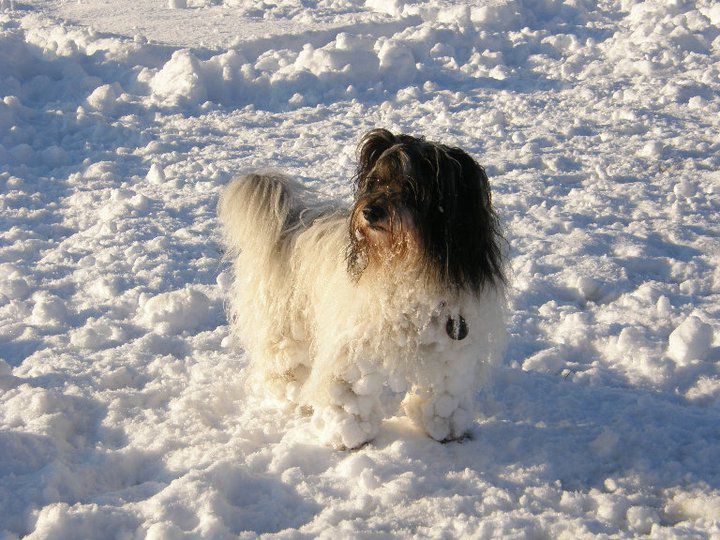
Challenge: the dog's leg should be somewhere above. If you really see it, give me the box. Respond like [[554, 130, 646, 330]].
[[263, 357, 310, 404], [253, 319, 311, 405], [310, 370, 385, 450], [221, 173, 318, 405]]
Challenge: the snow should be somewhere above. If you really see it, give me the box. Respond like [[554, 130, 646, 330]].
[[668, 315, 715, 364], [1, 0, 719, 537]]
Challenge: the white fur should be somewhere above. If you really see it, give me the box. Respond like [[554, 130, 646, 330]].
[[219, 172, 506, 449]]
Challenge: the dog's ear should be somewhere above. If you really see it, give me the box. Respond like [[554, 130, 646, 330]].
[[439, 146, 505, 291], [355, 129, 398, 190]]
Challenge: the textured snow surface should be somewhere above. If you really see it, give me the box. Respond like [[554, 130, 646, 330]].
[[1, 0, 720, 537]]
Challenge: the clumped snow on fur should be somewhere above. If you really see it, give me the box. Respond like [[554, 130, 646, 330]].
[[1, 0, 719, 537]]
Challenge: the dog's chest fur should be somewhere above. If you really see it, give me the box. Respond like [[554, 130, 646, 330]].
[[284, 217, 474, 377]]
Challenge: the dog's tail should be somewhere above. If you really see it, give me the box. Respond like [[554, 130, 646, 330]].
[[219, 172, 308, 261]]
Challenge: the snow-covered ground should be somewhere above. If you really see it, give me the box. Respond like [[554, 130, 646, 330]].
[[1, 0, 719, 537]]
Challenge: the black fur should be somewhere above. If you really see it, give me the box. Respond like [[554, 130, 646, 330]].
[[348, 128, 504, 292]]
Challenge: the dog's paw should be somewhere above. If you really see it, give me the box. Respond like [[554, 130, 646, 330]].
[[425, 414, 473, 443], [440, 431, 474, 444], [403, 391, 473, 442], [332, 438, 372, 452], [311, 405, 377, 450]]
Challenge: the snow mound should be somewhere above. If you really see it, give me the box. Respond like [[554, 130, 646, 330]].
[[138, 287, 215, 335], [85, 83, 123, 113], [29, 293, 69, 327], [668, 316, 714, 363], [149, 49, 211, 107]]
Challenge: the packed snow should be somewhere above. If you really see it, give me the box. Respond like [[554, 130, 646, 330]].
[[1, 0, 719, 537]]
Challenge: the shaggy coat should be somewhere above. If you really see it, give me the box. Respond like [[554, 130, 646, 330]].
[[220, 129, 506, 449]]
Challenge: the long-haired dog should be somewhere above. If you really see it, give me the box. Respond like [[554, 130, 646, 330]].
[[219, 129, 506, 449]]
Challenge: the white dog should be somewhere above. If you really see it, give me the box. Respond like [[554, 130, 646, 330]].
[[220, 129, 506, 449]]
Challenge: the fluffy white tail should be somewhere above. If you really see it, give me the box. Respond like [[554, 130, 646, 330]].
[[219, 172, 305, 261]]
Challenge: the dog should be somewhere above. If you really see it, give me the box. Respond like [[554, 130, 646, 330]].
[[219, 129, 506, 449]]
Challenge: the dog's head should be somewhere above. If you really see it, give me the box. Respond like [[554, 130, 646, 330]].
[[348, 129, 504, 293]]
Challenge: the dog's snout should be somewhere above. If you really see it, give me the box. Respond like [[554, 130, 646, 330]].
[[362, 204, 387, 224]]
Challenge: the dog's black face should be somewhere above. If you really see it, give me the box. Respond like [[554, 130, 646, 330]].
[[348, 129, 504, 293]]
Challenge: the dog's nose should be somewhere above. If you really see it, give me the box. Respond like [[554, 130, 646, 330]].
[[362, 204, 387, 224]]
